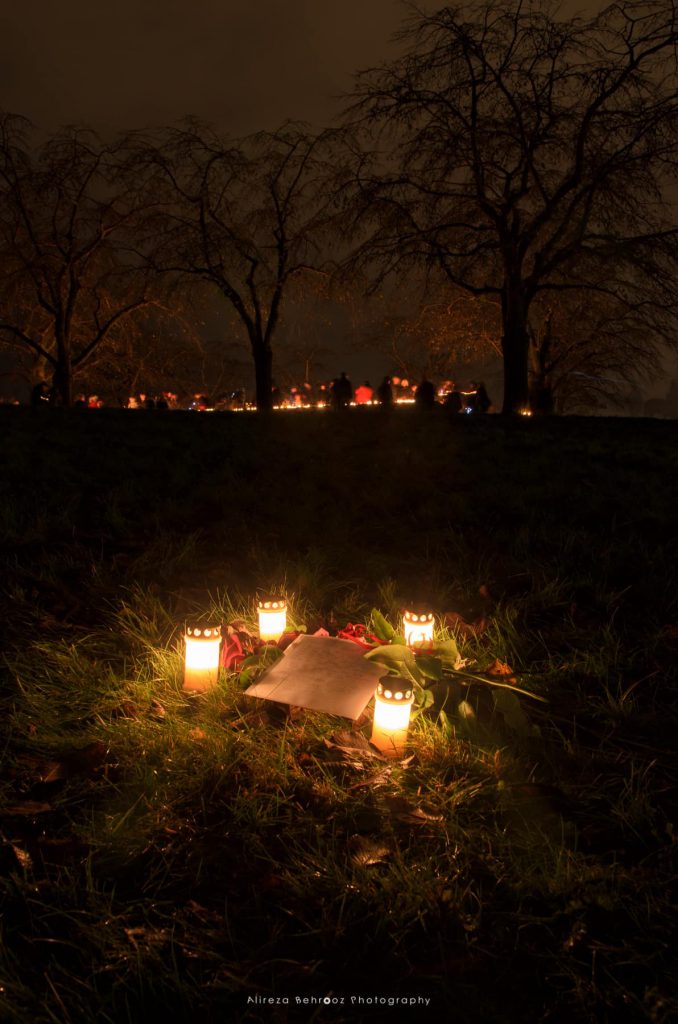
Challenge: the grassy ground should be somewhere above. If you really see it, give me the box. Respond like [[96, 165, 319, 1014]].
[[0, 405, 677, 1023]]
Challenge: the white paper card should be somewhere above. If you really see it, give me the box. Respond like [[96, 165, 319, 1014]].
[[245, 634, 382, 720]]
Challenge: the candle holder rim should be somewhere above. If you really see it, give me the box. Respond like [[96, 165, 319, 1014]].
[[403, 609, 435, 622], [376, 676, 414, 702], [257, 597, 287, 610], [185, 624, 222, 639]]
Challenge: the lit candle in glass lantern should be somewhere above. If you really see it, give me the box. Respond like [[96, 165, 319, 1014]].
[[371, 676, 414, 758], [403, 610, 434, 648], [183, 625, 222, 692], [258, 598, 287, 642]]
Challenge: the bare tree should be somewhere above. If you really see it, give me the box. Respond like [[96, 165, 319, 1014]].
[[0, 114, 169, 405], [528, 282, 667, 414], [74, 290, 223, 406], [369, 276, 500, 383], [346, 0, 678, 413], [128, 121, 340, 411]]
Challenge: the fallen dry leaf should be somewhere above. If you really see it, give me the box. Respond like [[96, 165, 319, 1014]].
[[124, 926, 170, 948], [348, 767, 393, 790], [150, 700, 166, 720], [381, 794, 444, 824], [286, 705, 307, 722], [486, 659, 518, 683], [348, 834, 391, 866], [11, 845, 32, 870], [3, 801, 53, 816], [256, 873, 286, 892], [327, 730, 378, 754], [40, 741, 109, 783], [444, 611, 489, 638], [227, 621, 253, 637], [112, 699, 140, 719], [323, 732, 386, 763], [229, 614, 259, 638], [185, 900, 224, 923], [223, 709, 266, 731], [42, 761, 68, 784]]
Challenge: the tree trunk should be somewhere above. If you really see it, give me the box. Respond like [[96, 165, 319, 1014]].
[[253, 340, 273, 412], [52, 348, 73, 406], [502, 332, 530, 413], [528, 318, 555, 415], [29, 354, 52, 389], [500, 278, 530, 414]]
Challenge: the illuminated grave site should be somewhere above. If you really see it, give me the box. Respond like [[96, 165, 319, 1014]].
[[2, 0, 677, 1018], [3, 406, 675, 1023]]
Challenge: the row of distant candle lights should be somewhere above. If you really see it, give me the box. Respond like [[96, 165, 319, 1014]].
[[183, 600, 436, 757]]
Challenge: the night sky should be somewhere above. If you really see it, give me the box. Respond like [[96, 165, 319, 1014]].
[[2, 0, 672, 401], [0, 1, 414, 392], [0, 0, 406, 135]]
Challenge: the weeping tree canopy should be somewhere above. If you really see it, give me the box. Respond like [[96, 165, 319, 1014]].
[[345, 0, 678, 413], [0, 114, 173, 406], [527, 265, 673, 414], [356, 275, 500, 384], [126, 120, 342, 410]]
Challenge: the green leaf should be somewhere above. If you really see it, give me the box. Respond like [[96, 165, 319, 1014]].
[[453, 699, 499, 746], [492, 689, 533, 737], [364, 643, 423, 684], [239, 646, 284, 674], [260, 646, 284, 666], [414, 655, 443, 681], [240, 654, 262, 671], [452, 669, 548, 703], [414, 683, 434, 708], [428, 677, 462, 715], [370, 609, 396, 642], [458, 700, 476, 722], [437, 708, 454, 736], [431, 637, 459, 669], [410, 683, 433, 718]]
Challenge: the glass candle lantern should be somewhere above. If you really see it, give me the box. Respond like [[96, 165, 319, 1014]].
[[403, 610, 434, 648], [257, 598, 287, 642], [370, 676, 414, 758], [183, 625, 222, 692]]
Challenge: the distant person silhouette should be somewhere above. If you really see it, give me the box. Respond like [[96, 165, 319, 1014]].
[[444, 387, 463, 414], [376, 376, 393, 406], [415, 376, 436, 409], [332, 371, 353, 409], [30, 381, 50, 406], [474, 382, 492, 413], [532, 383, 553, 415]]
